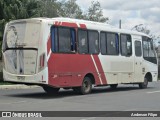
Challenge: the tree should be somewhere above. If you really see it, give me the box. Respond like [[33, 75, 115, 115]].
[[84, 1, 108, 23], [0, 0, 109, 43], [39, 0, 60, 18], [0, 0, 42, 60], [58, 0, 84, 19], [0, 0, 42, 40]]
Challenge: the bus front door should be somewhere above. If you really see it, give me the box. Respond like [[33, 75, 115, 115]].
[[134, 40, 143, 82]]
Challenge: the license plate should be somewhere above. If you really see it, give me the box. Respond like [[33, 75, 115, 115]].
[[17, 76, 25, 81]]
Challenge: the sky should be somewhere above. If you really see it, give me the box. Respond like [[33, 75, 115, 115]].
[[76, 0, 160, 41]]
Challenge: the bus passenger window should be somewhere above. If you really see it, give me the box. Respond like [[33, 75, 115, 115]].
[[115, 34, 119, 53], [135, 41, 142, 57], [59, 28, 71, 52], [100, 32, 119, 55], [71, 29, 76, 52], [120, 34, 132, 56], [78, 30, 88, 54], [106, 33, 119, 55], [51, 27, 58, 52], [51, 26, 76, 53], [88, 31, 99, 54], [100, 32, 107, 55]]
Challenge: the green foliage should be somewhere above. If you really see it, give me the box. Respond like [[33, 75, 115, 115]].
[[0, 0, 108, 45], [39, 0, 59, 17], [58, 0, 108, 22], [0, 0, 44, 60], [0, 0, 42, 41], [59, 0, 84, 19], [84, 1, 108, 22]]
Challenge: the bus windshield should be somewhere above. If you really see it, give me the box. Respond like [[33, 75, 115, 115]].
[[3, 21, 41, 50]]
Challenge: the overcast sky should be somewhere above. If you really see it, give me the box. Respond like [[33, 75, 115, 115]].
[[76, 0, 160, 39]]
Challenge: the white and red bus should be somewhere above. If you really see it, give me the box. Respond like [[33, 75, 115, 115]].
[[2, 18, 158, 94]]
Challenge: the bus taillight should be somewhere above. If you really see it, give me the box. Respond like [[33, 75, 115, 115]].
[[39, 53, 45, 70]]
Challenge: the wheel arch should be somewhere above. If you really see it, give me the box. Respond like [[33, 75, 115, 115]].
[[84, 73, 95, 85], [145, 72, 152, 82]]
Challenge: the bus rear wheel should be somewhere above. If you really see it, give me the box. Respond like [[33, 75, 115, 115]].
[[42, 86, 60, 94], [139, 77, 148, 89], [73, 77, 92, 95], [81, 77, 92, 94]]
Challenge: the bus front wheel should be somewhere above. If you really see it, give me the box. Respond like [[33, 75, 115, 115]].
[[139, 77, 148, 89], [42, 86, 60, 94]]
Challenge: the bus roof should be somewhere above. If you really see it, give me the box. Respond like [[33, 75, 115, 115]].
[[9, 17, 150, 38]]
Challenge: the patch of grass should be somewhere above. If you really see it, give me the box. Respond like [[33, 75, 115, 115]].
[[0, 81, 13, 85]]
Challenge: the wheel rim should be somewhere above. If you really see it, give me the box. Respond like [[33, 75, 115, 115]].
[[83, 80, 90, 93], [144, 78, 148, 86]]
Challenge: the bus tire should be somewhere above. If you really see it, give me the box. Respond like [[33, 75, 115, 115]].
[[75, 77, 92, 95], [139, 77, 148, 89], [110, 84, 118, 89], [42, 86, 60, 94]]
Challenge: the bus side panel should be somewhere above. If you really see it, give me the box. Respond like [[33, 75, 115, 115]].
[[47, 54, 107, 87], [99, 54, 134, 84]]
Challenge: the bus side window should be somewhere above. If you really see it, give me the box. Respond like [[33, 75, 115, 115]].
[[51, 26, 76, 53], [120, 34, 132, 56], [135, 41, 142, 57], [142, 36, 157, 64], [58, 27, 71, 52], [115, 34, 119, 54], [100, 32, 107, 55], [142, 39, 149, 57], [70, 29, 76, 52], [106, 33, 119, 55], [78, 30, 88, 54], [88, 31, 99, 54], [51, 27, 58, 52], [100, 32, 119, 55], [148, 40, 155, 57]]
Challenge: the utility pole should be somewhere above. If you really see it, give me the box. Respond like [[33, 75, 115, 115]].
[[119, 19, 121, 29]]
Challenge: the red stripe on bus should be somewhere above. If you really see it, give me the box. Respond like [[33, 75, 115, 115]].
[[79, 24, 87, 29], [48, 54, 102, 87], [93, 55, 107, 84], [55, 21, 59, 25], [61, 22, 78, 27]]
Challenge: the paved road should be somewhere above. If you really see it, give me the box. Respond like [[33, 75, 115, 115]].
[[0, 82, 160, 120]]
